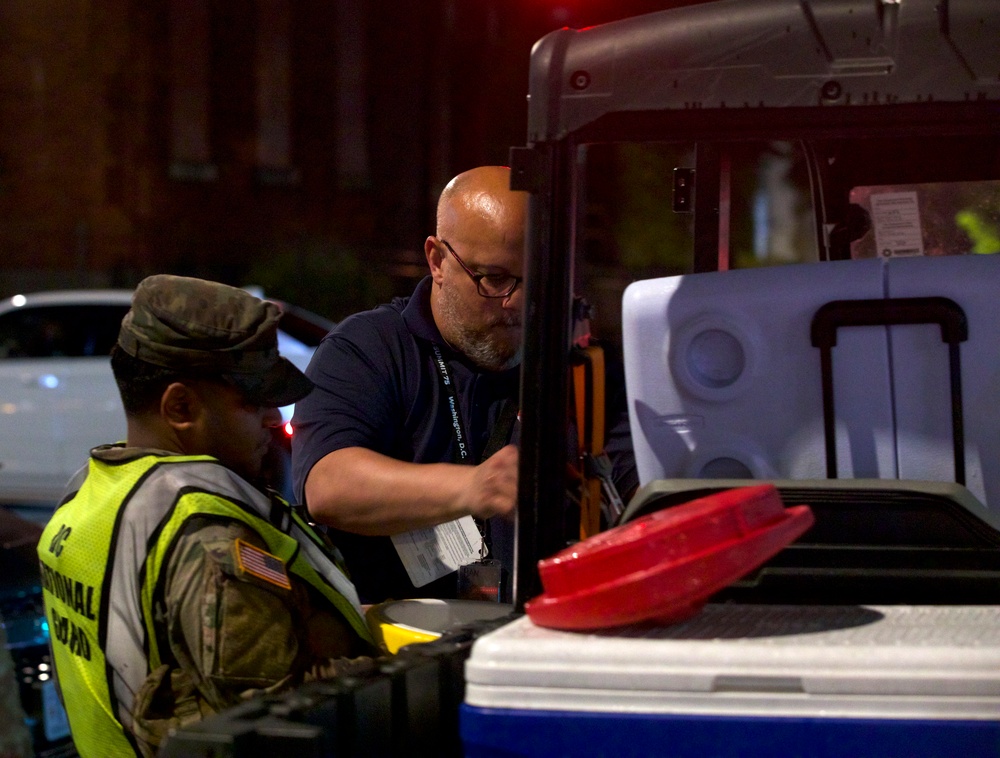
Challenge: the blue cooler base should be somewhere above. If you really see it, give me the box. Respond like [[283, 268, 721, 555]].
[[460, 705, 1000, 758]]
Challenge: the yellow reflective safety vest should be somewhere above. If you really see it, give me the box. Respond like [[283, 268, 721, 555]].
[[37, 446, 371, 758]]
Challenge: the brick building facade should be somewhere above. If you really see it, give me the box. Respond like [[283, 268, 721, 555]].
[[0, 0, 552, 318], [0, 0, 672, 318]]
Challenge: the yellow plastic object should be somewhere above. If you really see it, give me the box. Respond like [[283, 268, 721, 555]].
[[378, 620, 440, 654], [366, 600, 441, 654], [365, 598, 515, 655]]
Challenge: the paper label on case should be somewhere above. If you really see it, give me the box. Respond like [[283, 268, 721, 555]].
[[871, 191, 925, 258]]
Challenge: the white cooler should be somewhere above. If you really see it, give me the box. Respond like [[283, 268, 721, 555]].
[[461, 604, 1000, 757]]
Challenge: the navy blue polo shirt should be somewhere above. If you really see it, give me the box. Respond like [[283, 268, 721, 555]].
[[291, 277, 520, 602]]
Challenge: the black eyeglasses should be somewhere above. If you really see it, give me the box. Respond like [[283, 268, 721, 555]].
[[439, 238, 522, 299]]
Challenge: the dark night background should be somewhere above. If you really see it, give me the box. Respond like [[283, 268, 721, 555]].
[[0, 0, 701, 323]]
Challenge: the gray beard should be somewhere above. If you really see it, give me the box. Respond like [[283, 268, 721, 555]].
[[460, 332, 522, 372], [438, 285, 522, 372]]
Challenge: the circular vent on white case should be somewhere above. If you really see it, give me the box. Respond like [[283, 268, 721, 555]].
[[685, 439, 775, 481], [697, 456, 754, 479], [669, 315, 761, 402], [687, 329, 745, 389]]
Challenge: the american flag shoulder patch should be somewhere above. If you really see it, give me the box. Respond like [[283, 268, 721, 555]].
[[234, 539, 292, 590]]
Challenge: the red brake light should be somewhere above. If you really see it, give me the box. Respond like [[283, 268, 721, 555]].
[[283, 421, 294, 437]]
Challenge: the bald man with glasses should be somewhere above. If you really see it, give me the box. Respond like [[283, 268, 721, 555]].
[[291, 166, 527, 603]]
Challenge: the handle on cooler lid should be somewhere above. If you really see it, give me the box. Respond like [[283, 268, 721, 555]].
[[810, 297, 968, 483]]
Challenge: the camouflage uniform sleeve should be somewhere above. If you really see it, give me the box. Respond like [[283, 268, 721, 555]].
[[130, 516, 361, 752]]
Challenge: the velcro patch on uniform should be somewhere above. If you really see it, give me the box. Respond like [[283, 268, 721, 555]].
[[234, 539, 292, 590]]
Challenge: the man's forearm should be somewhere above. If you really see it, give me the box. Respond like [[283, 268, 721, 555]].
[[304, 448, 476, 535], [303, 446, 518, 536]]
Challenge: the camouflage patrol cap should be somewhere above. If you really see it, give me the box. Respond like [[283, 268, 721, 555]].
[[117, 274, 314, 407]]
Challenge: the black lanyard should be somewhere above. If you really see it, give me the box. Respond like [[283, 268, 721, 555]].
[[432, 343, 518, 465], [432, 343, 472, 464], [431, 343, 519, 564], [432, 343, 519, 463]]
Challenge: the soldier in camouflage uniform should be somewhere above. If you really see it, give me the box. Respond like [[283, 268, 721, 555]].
[[37, 275, 375, 758]]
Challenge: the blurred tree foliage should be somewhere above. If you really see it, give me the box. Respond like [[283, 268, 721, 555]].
[[612, 142, 695, 273], [247, 237, 394, 322], [956, 210, 1000, 254], [606, 141, 815, 274]]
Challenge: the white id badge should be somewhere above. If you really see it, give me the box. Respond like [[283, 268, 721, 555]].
[[391, 515, 484, 587]]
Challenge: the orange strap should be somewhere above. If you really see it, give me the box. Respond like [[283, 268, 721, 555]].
[[572, 345, 606, 539]]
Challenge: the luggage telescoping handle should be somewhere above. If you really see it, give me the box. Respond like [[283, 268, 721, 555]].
[[810, 296, 969, 484]]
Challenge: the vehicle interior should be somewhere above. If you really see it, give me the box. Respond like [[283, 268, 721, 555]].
[[510, 2, 1000, 608]]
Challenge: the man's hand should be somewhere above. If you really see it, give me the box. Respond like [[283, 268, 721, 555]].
[[463, 444, 519, 520]]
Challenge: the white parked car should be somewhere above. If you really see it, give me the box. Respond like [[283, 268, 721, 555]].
[[0, 289, 332, 507]]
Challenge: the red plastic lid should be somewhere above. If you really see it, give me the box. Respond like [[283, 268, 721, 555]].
[[525, 484, 814, 630]]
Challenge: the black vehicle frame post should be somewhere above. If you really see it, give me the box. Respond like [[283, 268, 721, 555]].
[[510, 141, 574, 610], [692, 141, 721, 273]]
